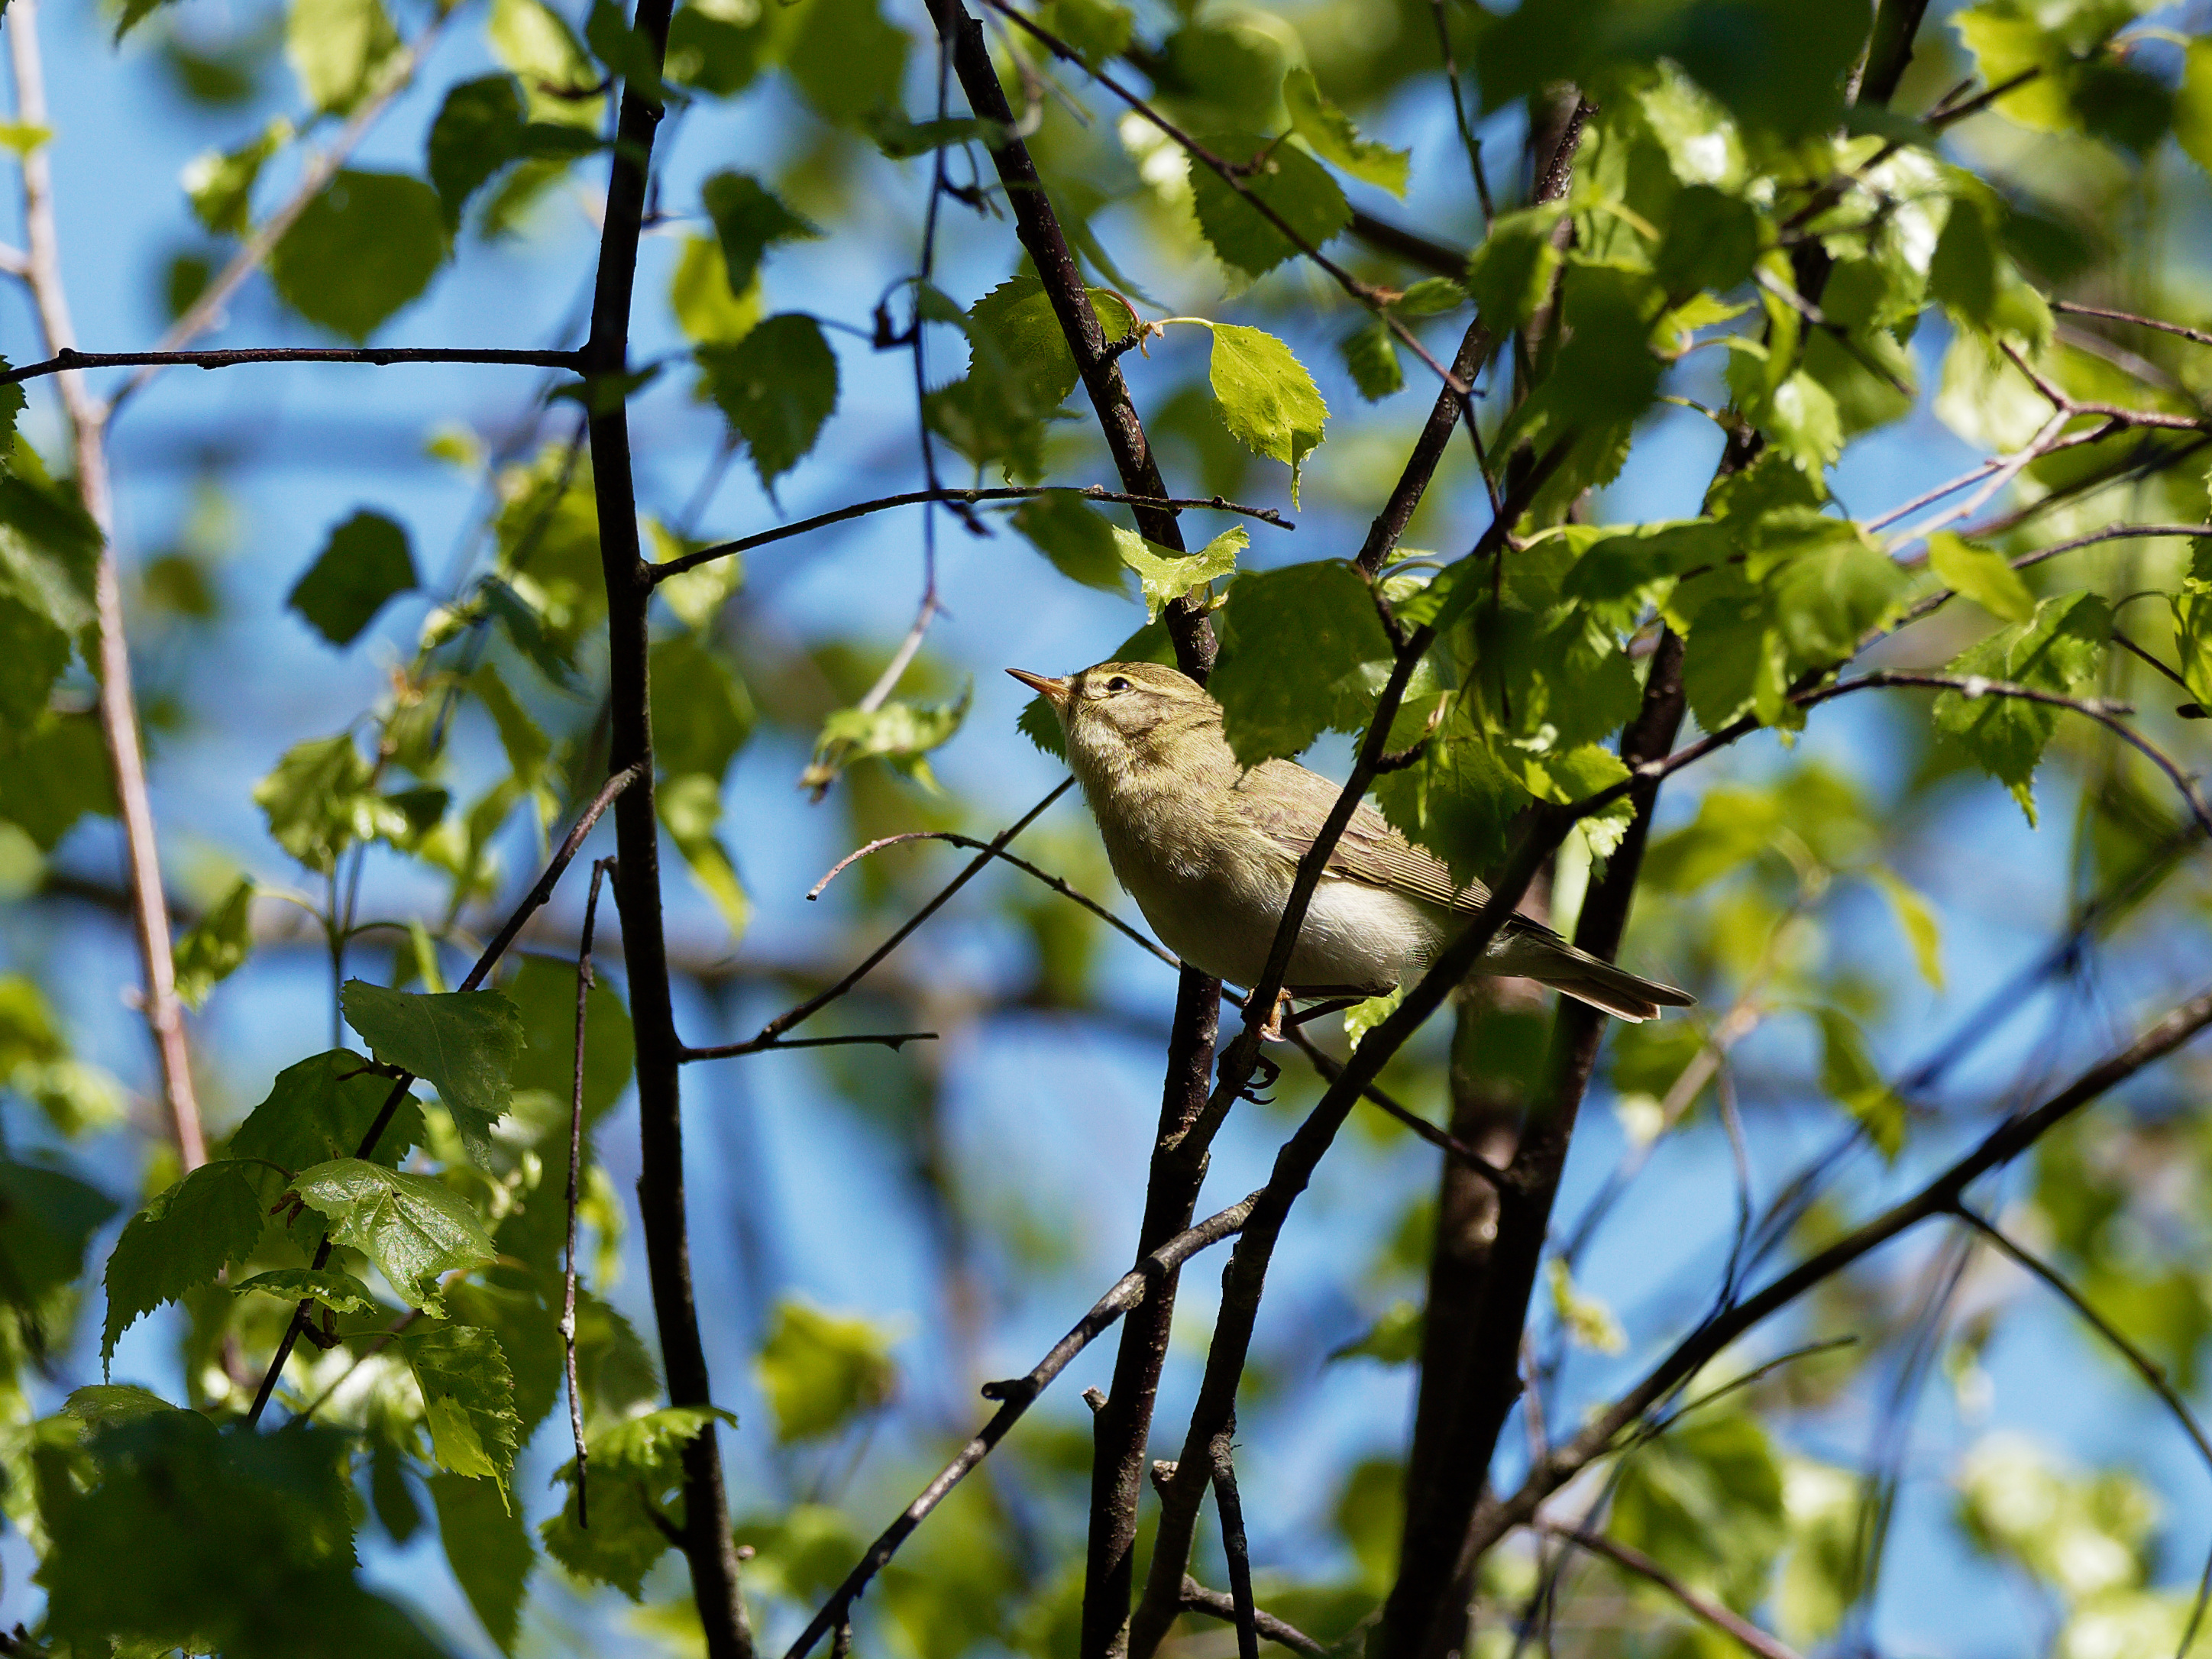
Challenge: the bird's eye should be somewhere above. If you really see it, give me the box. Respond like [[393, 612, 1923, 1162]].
[[1104, 676, 1131, 694]]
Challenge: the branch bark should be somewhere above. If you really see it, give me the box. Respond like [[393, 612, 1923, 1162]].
[[8, 0, 206, 1169], [580, 8, 752, 1651]]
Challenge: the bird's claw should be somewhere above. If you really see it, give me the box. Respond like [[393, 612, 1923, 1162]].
[[1235, 1052, 1281, 1104]]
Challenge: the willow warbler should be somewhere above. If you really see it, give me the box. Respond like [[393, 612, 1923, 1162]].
[[1009, 660, 1693, 1024]]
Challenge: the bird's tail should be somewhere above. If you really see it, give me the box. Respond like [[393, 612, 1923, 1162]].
[[1493, 930, 1696, 1023]]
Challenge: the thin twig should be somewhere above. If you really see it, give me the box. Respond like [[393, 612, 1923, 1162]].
[[1210, 1428, 1261, 1659], [1457, 982, 2212, 1576], [2051, 298, 2212, 350], [1534, 1523, 1803, 1659], [1177, 1580, 1326, 1657], [784, 1194, 1260, 1659], [564, 858, 614, 1531], [729, 780, 1072, 1052], [8, 0, 205, 1168], [109, 8, 453, 414], [650, 486, 1289, 584], [0, 345, 584, 385], [1949, 1206, 2212, 1659], [679, 1031, 938, 1059]]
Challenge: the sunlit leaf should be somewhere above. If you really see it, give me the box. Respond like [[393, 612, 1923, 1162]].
[[290, 1157, 496, 1315], [339, 979, 525, 1166]]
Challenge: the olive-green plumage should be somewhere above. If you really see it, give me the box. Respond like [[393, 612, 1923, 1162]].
[[1009, 659, 1693, 1023]]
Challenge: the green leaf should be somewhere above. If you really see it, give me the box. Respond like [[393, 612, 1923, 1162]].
[[40, 1411, 442, 1657], [445, 1268, 562, 1431], [2176, 40, 2212, 176], [1464, 202, 1566, 329], [64, 1383, 173, 1427], [229, 1049, 425, 1197], [652, 522, 745, 626], [1342, 986, 1403, 1053], [0, 711, 112, 849], [427, 75, 526, 227], [0, 1157, 115, 1315], [231, 1266, 382, 1315], [670, 234, 762, 346], [403, 1325, 522, 1496], [1870, 866, 1944, 992], [270, 170, 451, 342], [291, 1158, 496, 1314], [1610, 1410, 1785, 1611], [1188, 134, 1351, 279], [102, 1160, 264, 1370], [173, 876, 255, 1009], [1928, 531, 2035, 624], [700, 171, 820, 296], [1654, 183, 1761, 297], [1929, 185, 2052, 350], [1209, 324, 1327, 504], [658, 772, 751, 937], [965, 275, 1134, 413], [288, 509, 418, 645], [806, 681, 973, 792], [650, 632, 755, 781], [666, 2, 775, 96], [1339, 316, 1403, 401], [1547, 1258, 1625, 1353], [490, 0, 603, 128], [465, 663, 551, 782], [286, 0, 399, 114], [183, 118, 291, 238], [542, 1405, 733, 1596], [584, 0, 665, 104], [339, 980, 526, 1166], [433, 1470, 535, 1652], [1283, 67, 1409, 196], [756, 1298, 898, 1441], [1038, 0, 1132, 66], [1114, 523, 1243, 623], [701, 313, 839, 490], [1933, 590, 2110, 823], [501, 953, 634, 1126], [1328, 1299, 1421, 1363], [1373, 696, 1530, 885], [1211, 561, 1393, 765], [782, 0, 910, 126], [1816, 1007, 1904, 1160], [1013, 493, 1128, 592]]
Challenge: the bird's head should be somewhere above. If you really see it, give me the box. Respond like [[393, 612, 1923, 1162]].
[[1005, 660, 1227, 795]]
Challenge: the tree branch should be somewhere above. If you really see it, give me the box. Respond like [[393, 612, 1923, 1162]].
[[8, 0, 205, 1169], [1534, 1523, 1803, 1659], [1457, 981, 2212, 1575], [2050, 299, 2212, 351], [785, 1194, 1261, 1659], [650, 485, 1290, 584], [1210, 1428, 1261, 1659], [562, 857, 613, 1531], [580, 5, 752, 1642], [1176, 1581, 1327, 1658], [0, 345, 584, 385]]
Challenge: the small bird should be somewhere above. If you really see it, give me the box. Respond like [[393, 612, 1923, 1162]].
[[1008, 659, 1693, 1030]]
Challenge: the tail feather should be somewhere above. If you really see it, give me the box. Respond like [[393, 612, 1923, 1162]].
[[1494, 931, 1696, 1024]]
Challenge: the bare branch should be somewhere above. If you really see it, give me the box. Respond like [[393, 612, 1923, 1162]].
[[0, 345, 584, 386], [2052, 299, 2212, 350], [1210, 1429, 1261, 1659], [723, 781, 1072, 1054], [785, 1194, 1260, 1659], [563, 857, 615, 1530], [1177, 1580, 1327, 1658], [1534, 1523, 1803, 1659], [652, 485, 1289, 585], [8, 0, 205, 1168], [1458, 981, 2212, 1576], [679, 1031, 939, 1059]]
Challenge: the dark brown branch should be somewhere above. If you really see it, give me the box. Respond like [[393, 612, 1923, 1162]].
[[564, 858, 613, 1531], [1127, 829, 1561, 1659], [1457, 982, 2212, 1575], [1210, 1429, 1261, 1659], [581, 0, 752, 1644], [0, 344, 585, 385], [1534, 1524, 1803, 1659], [652, 487, 1290, 584], [784, 1194, 1260, 1659], [1177, 1581, 1327, 1658], [2051, 299, 2212, 351], [679, 1031, 939, 1059], [724, 781, 1071, 1054]]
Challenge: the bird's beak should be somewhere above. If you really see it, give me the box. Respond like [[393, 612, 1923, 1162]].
[[1005, 668, 1073, 706]]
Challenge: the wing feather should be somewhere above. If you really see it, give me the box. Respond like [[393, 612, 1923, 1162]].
[[1231, 759, 1495, 914]]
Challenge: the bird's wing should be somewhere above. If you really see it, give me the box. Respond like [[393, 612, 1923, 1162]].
[[1232, 760, 1496, 915]]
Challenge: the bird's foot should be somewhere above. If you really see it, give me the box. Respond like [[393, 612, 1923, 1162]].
[[1235, 1052, 1280, 1104]]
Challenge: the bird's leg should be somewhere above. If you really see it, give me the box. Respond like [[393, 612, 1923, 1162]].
[[1260, 989, 1292, 1042]]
